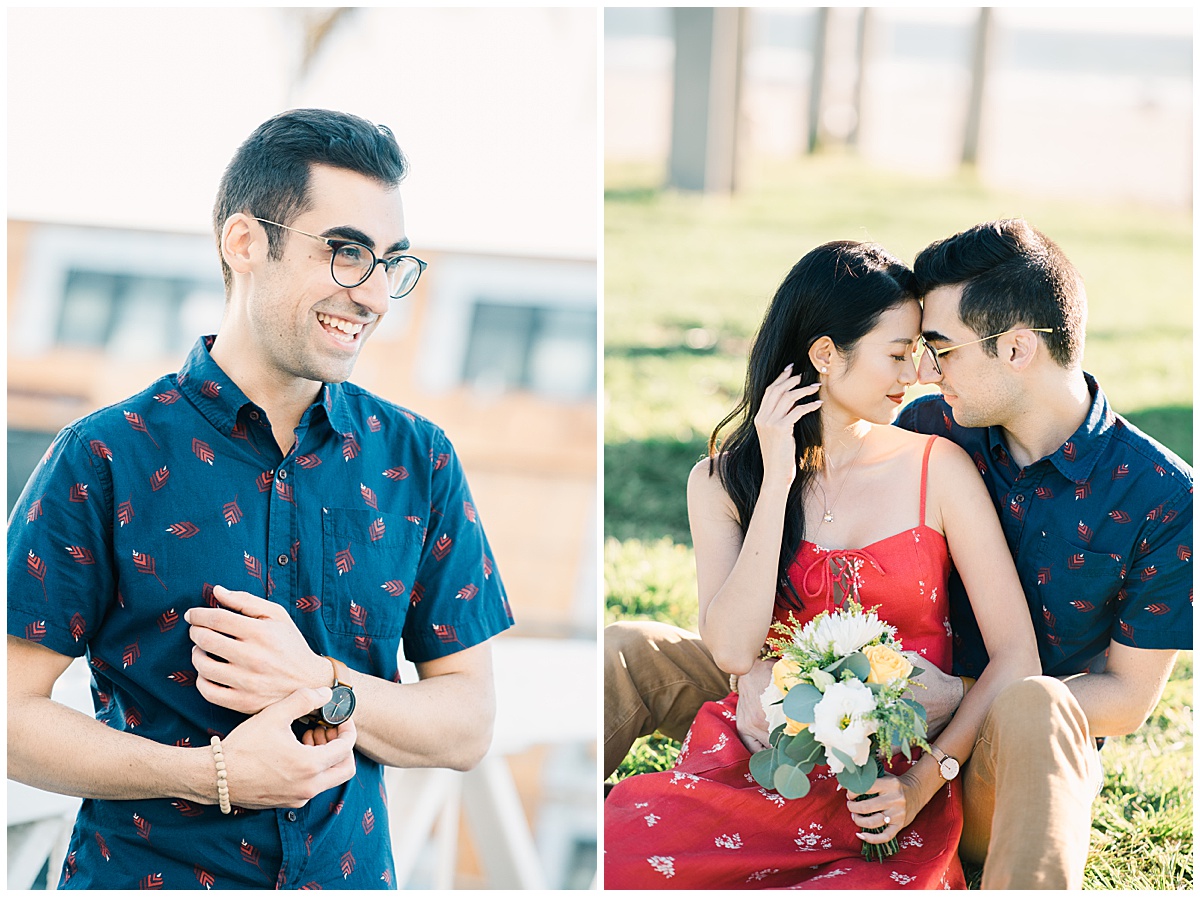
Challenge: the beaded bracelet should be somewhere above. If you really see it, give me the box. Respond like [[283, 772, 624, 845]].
[[210, 735, 232, 815]]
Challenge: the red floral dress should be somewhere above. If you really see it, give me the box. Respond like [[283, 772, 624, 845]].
[[605, 436, 965, 890]]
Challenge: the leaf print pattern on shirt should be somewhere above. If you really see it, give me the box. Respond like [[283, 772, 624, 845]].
[[7, 337, 514, 889]]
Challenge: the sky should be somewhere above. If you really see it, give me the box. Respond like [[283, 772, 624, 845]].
[[7, 7, 598, 260]]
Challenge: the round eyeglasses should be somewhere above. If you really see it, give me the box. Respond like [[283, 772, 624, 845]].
[[255, 217, 427, 299], [918, 327, 1055, 376]]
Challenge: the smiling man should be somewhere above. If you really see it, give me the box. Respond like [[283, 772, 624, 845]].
[[7, 109, 513, 889]]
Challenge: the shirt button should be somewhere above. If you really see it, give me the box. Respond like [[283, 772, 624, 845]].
[[1015, 495, 1025, 503], [277, 554, 289, 566], [249, 411, 260, 421], [286, 810, 297, 823], [278, 470, 288, 480]]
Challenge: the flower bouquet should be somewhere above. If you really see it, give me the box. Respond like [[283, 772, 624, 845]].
[[749, 597, 930, 861]]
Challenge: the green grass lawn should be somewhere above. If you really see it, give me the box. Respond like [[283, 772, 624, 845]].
[[604, 153, 1192, 889]]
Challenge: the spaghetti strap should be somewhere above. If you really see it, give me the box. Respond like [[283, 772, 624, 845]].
[[919, 435, 937, 528]]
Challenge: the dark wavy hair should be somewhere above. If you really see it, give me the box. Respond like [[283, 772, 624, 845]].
[[913, 218, 1084, 367], [707, 241, 917, 607], [212, 108, 409, 293]]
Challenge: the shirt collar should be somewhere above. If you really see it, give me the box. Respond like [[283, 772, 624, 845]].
[[178, 335, 354, 437], [319, 380, 354, 435], [988, 372, 1115, 483]]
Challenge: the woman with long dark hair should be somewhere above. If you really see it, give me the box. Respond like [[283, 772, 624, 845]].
[[604, 242, 1038, 889]]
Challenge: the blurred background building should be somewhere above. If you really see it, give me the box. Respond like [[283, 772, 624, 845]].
[[606, 6, 1191, 206], [7, 7, 597, 890]]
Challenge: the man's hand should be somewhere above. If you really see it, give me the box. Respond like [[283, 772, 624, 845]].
[[220, 687, 357, 810], [186, 585, 328, 715], [904, 652, 963, 739], [734, 657, 776, 752]]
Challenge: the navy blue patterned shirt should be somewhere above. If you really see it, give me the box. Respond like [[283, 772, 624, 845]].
[[8, 335, 513, 889], [897, 375, 1192, 678]]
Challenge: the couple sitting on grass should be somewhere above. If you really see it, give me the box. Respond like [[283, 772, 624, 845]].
[[603, 219, 1192, 890]]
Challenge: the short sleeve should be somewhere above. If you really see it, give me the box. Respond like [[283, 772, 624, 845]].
[[400, 429, 513, 662], [1111, 488, 1193, 650], [895, 394, 952, 437], [7, 427, 117, 655]]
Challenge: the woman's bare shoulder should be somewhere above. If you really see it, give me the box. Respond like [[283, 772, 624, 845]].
[[688, 453, 725, 493], [878, 425, 972, 468], [687, 453, 739, 516]]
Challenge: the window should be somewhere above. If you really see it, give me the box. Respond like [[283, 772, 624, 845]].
[[418, 254, 596, 403], [462, 301, 596, 400], [12, 224, 225, 360]]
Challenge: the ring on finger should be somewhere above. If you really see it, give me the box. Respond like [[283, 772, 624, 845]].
[[883, 815, 891, 824]]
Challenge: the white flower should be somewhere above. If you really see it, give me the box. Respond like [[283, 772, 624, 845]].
[[807, 668, 836, 692], [795, 608, 890, 657], [760, 680, 787, 734], [809, 679, 878, 772]]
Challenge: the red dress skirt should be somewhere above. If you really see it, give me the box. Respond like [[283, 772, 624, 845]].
[[605, 441, 966, 890]]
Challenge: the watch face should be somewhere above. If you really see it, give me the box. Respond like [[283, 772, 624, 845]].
[[940, 756, 960, 781], [321, 685, 356, 725]]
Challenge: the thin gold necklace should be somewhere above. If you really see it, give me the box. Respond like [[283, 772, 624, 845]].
[[814, 430, 869, 527]]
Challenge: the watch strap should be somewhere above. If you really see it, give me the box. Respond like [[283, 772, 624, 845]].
[[928, 743, 958, 778], [324, 655, 351, 689]]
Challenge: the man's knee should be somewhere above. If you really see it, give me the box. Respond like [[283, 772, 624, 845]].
[[605, 619, 665, 660], [984, 675, 1091, 758], [605, 619, 700, 670], [990, 675, 1078, 724]]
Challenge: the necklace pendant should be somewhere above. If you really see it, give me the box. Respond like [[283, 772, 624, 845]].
[[823, 510, 834, 524]]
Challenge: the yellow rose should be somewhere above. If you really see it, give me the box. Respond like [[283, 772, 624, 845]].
[[772, 656, 804, 693], [784, 716, 808, 736], [769, 658, 809, 734], [864, 643, 913, 685]]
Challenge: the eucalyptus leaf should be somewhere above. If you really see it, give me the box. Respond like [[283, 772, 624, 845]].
[[826, 651, 871, 682], [781, 682, 824, 724], [749, 747, 779, 789], [903, 698, 928, 725], [836, 759, 880, 794], [768, 723, 786, 747], [827, 746, 856, 771], [774, 763, 812, 799], [784, 728, 825, 765]]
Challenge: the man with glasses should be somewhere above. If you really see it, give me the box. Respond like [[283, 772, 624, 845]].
[[604, 219, 1190, 888], [8, 109, 512, 889]]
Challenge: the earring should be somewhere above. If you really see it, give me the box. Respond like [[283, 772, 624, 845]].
[[820, 367, 828, 374]]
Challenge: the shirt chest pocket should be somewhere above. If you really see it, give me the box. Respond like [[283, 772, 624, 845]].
[[1033, 531, 1124, 633], [321, 508, 423, 638]]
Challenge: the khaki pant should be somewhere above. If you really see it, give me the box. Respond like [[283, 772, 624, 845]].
[[604, 620, 1102, 889], [603, 620, 730, 778]]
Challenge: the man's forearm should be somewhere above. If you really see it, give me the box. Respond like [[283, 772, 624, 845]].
[[8, 694, 216, 804], [345, 666, 495, 770], [339, 641, 495, 771], [1062, 648, 1178, 738]]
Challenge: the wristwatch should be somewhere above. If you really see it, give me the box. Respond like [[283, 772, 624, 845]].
[[317, 656, 356, 727], [928, 743, 960, 781]]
